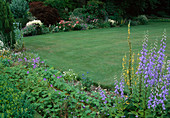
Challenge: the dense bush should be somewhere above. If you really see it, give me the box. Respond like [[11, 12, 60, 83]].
[[71, 8, 84, 20], [29, 1, 60, 26], [137, 15, 148, 25], [10, 0, 29, 19]]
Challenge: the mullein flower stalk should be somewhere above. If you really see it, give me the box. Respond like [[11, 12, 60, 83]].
[[127, 21, 132, 94]]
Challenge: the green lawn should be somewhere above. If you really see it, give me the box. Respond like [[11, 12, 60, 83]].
[[24, 22, 170, 87]]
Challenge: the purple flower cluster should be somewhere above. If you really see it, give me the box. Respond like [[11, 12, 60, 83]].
[[136, 33, 148, 79], [100, 89, 107, 104], [32, 57, 40, 69], [136, 32, 169, 110], [114, 79, 124, 98]]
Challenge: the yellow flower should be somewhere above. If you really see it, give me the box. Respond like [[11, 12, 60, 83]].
[[132, 59, 134, 64], [127, 81, 130, 86], [132, 67, 134, 71], [125, 101, 130, 105], [128, 29, 130, 35], [127, 70, 129, 74]]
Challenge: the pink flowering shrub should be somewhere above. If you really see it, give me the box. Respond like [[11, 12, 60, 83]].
[[22, 24, 37, 36], [56, 19, 81, 31]]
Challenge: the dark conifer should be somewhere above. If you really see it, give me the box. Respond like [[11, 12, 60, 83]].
[[0, 0, 15, 48]]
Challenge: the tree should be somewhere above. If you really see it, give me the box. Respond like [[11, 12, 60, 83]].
[[10, 0, 29, 19], [104, 0, 159, 18], [0, 0, 15, 48]]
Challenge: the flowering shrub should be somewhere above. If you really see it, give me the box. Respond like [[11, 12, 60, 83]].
[[23, 20, 49, 36], [86, 16, 99, 26], [22, 24, 37, 36], [56, 19, 81, 31]]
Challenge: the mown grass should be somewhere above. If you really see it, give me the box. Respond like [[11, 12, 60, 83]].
[[24, 22, 170, 87]]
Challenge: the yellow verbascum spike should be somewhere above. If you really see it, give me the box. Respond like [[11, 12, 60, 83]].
[[123, 57, 125, 62]]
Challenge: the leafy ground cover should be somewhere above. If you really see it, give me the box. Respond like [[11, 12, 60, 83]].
[[24, 22, 170, 87]]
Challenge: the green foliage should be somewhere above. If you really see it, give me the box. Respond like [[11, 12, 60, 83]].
[[44, 0, 64, 9], [0, 57, 11, 67], [81, 75, 93, 91], [87, 24, 95, 29], [0, 0, 15, 48], [72, 8, 84, 18], [41, 25, 50, 34], [14, 28, 24, 52], [113, 0, 159, 17], [0, 50, 117, 118], [130, 20, 139, 26], [97, 21, 111, 28], [44, 0, 69, 20], [137, 15, 149, 25], [0, 77, 35, 117], [73, 24, 82, 30], [15, 18, 29, 28], [10, 0, 29, 19]]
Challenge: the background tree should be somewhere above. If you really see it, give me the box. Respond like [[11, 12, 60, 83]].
[[0, 0, 15, 48], [10, 0, 29, 19]]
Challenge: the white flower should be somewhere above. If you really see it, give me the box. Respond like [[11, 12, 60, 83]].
[[0, 40, 4, 47], [108, 19, 116, 25], [26, 20, 43, 26]]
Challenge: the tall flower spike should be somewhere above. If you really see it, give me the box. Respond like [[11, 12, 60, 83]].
[[128, 21, 130, 39]]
